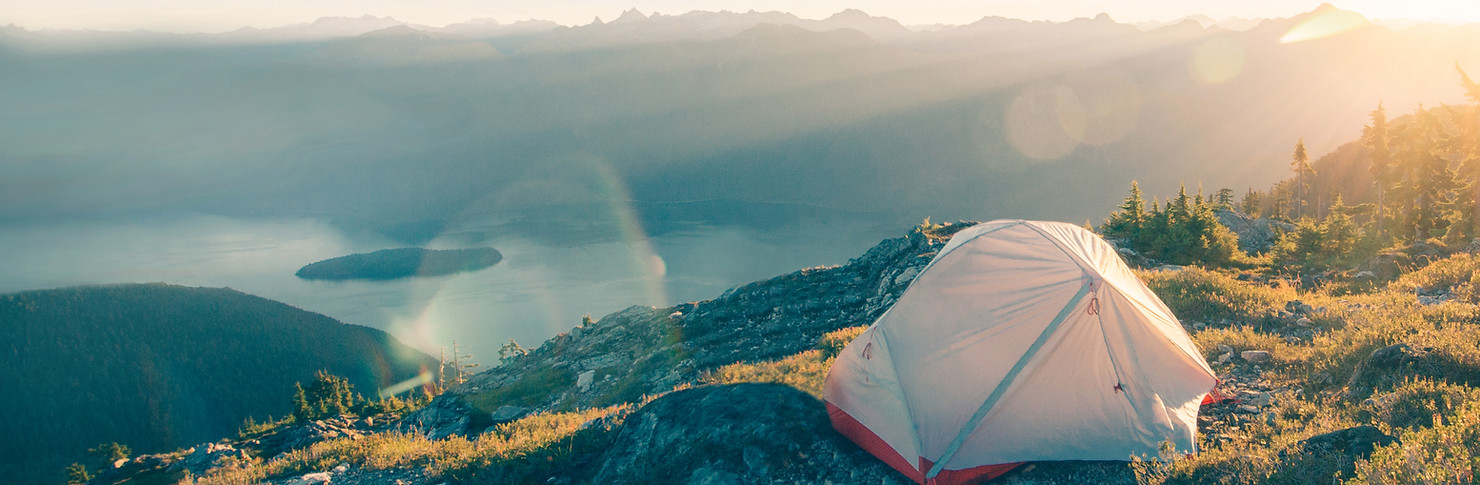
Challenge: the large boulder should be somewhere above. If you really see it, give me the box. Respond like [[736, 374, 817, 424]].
[[1299, 425, 1398, 458], [1215, 209, 1295, 254], [397, 394, 490, 440], [593, 383, 907, 484]]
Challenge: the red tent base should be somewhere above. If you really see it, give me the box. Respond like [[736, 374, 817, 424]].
[[827, 401, 1020, 485]]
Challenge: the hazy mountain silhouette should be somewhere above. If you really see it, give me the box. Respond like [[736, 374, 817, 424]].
[[0, 6, 1475, 244]]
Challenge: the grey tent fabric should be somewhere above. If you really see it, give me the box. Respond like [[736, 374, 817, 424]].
[[824, 220, 1216, 481]]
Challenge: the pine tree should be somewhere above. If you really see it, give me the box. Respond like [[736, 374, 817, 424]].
[[1364, 103, 1392, 237], [1101, 181, 1147, 242], [1452, 66, 1480, 236], [1290, 138, 1315, 220], [291, 382, 310, 422], [64, 463, 91, 485], [1399, 108, 1462, 239], [1241, 188, 1262, 217], [292, 371, 361, 421], [497, 338, 527, 366], [1215, 188, 1235, 207]]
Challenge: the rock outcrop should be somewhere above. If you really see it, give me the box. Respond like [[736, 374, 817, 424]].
[[1215, 209, 1295, 253], [592, 383, 906, 484], [435, 223, 971, 428], [1299, 425, 1398, 459]]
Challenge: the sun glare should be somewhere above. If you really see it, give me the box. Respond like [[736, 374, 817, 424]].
[[1280, 7, 1371, 44]]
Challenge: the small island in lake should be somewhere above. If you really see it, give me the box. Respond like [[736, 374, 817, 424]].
[[295, 247, 502, 281]]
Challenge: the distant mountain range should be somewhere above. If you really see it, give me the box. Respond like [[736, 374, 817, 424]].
[[0, 284, 436, 484], [1, 4, 1476, 243]]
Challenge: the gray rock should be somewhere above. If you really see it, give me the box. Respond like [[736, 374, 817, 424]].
[[1299, 425, 1398, 458], [577, 370, 596, 391], [593, 383, 907, 484], [489, 405, 529, 424], [1240, 350, 1272, 363], [1343, 343, 1457, 398], [456, 223, 968, 414], [1284, 300, 1315, 315], [167, 442, 249, 476], [1216, 209, 1296, 253], [285, 471, 333, 485], [398, 395, 480, 439]]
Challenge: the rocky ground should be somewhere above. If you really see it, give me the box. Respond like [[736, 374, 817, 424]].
[[409, 221, 973, 440]]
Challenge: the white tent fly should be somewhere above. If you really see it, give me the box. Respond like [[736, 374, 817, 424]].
[[824, 220, 1217, 484]]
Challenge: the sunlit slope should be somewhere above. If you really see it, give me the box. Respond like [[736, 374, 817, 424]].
[[0, 6, 1475, 241]]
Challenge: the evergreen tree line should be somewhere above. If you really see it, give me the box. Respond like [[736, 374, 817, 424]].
[[1241, 67, 1480, 246], [1104, 68, 1479, 272], [1100, 182, 1242, 267]]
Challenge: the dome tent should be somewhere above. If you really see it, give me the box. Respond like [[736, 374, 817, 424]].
[[824, 220, 1217, 484]]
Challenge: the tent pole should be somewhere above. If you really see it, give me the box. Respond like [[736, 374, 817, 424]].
[[924, 276, 1095, 479]]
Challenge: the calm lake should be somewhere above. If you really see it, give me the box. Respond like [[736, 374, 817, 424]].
[[1, 215, 895, 364]]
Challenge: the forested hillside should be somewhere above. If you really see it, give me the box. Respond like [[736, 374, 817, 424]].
[[0, 284, 436, 484]]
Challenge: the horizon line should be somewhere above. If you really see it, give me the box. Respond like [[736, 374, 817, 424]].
[[4, 4, 1467, 36]]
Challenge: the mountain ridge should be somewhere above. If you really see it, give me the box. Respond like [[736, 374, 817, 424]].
[[0, 283, 437, 484]]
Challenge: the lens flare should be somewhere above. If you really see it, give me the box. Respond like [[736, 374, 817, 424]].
[[1281, 9, 1369, 44], [1190, 37, 1246, 84], [389, 153, 671, 362], [1067, 68, 1141, 146], [1002, 70, 1140, 160], [378, 371, 434, 398], [1005, 83, 1085, 160]]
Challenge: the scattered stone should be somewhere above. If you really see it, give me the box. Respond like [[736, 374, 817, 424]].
[[1285, 300, 1314, 315], [1418, 291, 1454, 305], [285, 471, 333, 485], [1237, 390, 1270, 407], [167, 442, 250, 476], [1240, 350, 1272, 364], [1237, 405, 1260, 414], [1217, 352, 1233, 364], [1295, 317, 1314, 327]]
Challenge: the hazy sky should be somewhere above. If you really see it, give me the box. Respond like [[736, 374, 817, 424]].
[[5, 0, 1479, 33]]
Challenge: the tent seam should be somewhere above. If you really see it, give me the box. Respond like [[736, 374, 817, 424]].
[[911, 221, 1025, 279], [1093, 302, 1139, 444], [1019, 221, 1095, 275]]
